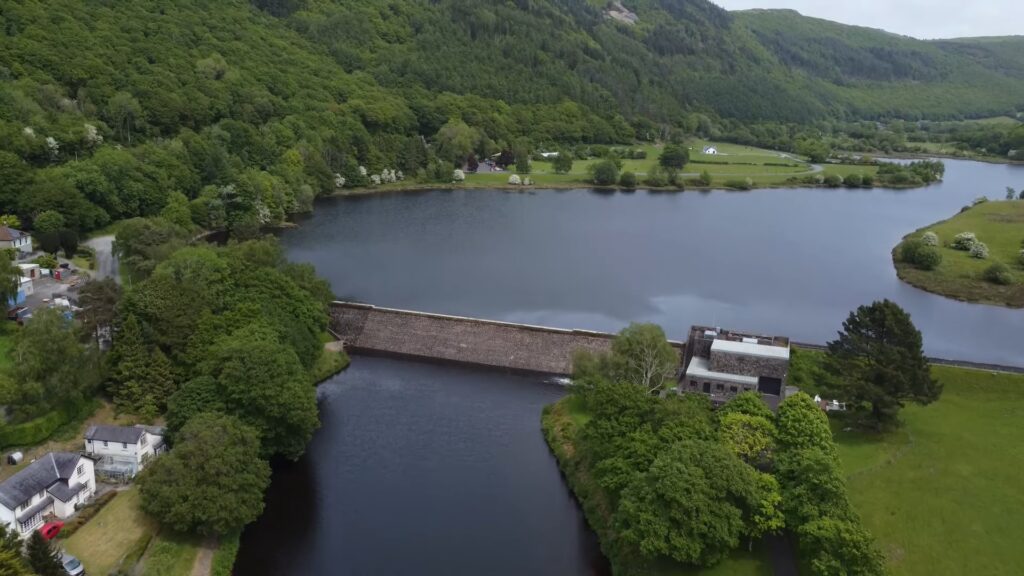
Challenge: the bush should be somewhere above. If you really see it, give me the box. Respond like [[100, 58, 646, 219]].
[[970, 242, 989, 259], [724, 178, 752, 190], [644, 165, 669, 187], [843, 173, 863, 187], [211, 532, 242, 576], [698, 170, 712, 186], [507, 174, 521, 185], [452, 169, 465, 182], [983, 262, 1013, 285], [921, 231, 939, 246], [590, 159, 619, 186], [618, 171, 637, 188], [900, 240, 942, 270], [57, 491, 119, 538], [972, 196, 988, 205], [823, 174, 843, 187], [951, 232, 977, 250]]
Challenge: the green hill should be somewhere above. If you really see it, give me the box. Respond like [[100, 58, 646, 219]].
[[0, 0, 1022, 233]]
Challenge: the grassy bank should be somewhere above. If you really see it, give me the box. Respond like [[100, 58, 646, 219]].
[[541, 396, 770, 576], [893, 200, 1024, 307]]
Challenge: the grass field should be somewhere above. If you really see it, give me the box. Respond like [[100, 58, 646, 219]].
[[835, 366, 1024, 576], [65, 489, 158, 576], [893, 200, 1024, 307], [462, 141, 848, 190]]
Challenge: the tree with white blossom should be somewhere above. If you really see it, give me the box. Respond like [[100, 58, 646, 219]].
[[334, 173, 346, 188], [508, 174, 521, 185], [453, 169, 465, 182], [370, 174, 381, 186], [45, 137, 59, 160]]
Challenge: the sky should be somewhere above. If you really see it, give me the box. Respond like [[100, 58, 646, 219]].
[[715, 1, 1023, 40]]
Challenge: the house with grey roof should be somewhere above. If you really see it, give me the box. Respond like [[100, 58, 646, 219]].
[[680, 325, 791, 409], [0, 452, 95, 537], [84, 425, 165, 479], [0, 226, 31, 255]]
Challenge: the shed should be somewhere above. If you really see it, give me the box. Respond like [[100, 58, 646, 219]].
[[7, 452, 23, 465]]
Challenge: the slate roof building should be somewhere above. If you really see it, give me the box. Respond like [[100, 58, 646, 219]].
[[0, 227, 31, 255], [0, 452, 96, 537], [84, 424, 166, 479]]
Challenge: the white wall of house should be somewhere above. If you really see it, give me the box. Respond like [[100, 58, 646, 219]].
[[85, 431, 161, 473], [0, 235, 31, 252]]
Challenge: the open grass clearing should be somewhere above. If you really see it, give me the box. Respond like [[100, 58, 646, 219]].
[[893, 200, 1024, 307], [141, 530, 203, 576], [64, 488, 158, 576], [835, 365, 1024, 575]]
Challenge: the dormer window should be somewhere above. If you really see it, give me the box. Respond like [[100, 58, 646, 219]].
[[77, 464, 85, 476], [140, 435, 148, 447]]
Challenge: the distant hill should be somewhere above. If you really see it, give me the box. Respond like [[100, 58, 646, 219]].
[[1, 0, 1022, 233]]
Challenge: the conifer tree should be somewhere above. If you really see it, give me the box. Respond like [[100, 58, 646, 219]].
[[25, 532, 63, 576], [147, 348, 177, 411], [110, 314, 149, 411]]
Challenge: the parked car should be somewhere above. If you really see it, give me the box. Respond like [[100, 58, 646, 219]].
[[6, 306, 31, 324], [61, 553, 85, 576], [39, 520, 64, 540]]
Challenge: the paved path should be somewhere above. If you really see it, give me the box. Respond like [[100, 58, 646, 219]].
[[84, 234, 119, 283], [189, 538, 216, 576]]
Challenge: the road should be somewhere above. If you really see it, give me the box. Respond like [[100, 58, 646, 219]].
[[84, 235, 120, 284]]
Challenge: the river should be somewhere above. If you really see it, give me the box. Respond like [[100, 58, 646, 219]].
[[237, 158, 1023, 574]]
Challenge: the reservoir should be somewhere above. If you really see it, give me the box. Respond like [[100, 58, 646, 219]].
[[237, 158, 1023, 574]]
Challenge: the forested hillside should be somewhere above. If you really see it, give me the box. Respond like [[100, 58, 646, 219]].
[[0, 0, 1021, 235]]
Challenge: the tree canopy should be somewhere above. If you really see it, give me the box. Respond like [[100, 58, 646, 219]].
[[825, 299, 941, 428]]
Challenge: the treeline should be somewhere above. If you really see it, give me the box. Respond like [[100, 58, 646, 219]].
[[1, 1, 1022, 237], [550, 324, 884, 575]]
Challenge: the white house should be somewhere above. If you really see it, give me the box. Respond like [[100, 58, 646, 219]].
[[702, 146, 718, 155], [84, 425, 166, 478], [0, 227, 31, 255], [0, 452, 96, 537]]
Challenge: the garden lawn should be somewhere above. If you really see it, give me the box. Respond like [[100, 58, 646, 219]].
[[893, 200, 1024, 307], [64, 488, 158, 576], [835, 366, 1024, 576]]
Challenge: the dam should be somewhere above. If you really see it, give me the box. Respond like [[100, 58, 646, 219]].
[[328, 301, 685, 375]]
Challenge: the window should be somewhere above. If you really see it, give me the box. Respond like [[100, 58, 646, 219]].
[[729, 386, 738, 393], [122, 442, 128, 449], [76, 464, 85, 476], [140, 435, 148, 447], [715, 384, 724, 392], [103, 441, 108, 447]]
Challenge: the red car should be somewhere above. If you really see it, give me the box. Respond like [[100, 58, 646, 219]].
[[39, 521, 64, 540]]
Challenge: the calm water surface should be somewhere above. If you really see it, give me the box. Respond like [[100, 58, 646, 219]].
[[238, 159, 1023, 575], [282, 158, 1024, 365], [235, 357, 606, 576]]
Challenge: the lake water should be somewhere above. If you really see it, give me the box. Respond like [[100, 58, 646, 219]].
[[237, 158, 1023, 575], [281, 158, 1023, 365]]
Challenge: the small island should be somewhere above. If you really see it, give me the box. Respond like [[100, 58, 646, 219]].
[[893, 195, 1024, 307]]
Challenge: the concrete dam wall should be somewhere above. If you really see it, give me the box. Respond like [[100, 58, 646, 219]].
[[329, 301, 685, 375]]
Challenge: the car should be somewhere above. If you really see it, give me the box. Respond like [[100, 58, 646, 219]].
[[61, 553, 85, 576], [39, 521, 64, 540], [6, 306, 31, 323]]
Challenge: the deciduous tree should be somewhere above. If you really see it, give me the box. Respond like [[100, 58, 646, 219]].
[[610, 323, 679, 392], [139, 413, 271, 536]]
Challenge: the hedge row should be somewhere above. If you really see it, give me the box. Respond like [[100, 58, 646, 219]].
[[57, 490, 119, 539], [0, 401, 99, 450], [211, 532, 242, 576]]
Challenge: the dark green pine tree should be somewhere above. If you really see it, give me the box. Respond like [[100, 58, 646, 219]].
[[825, 299, 942, 429], [25, 532, 64, 576], [110, 314, 150, 412], [146, 348, 178, 412]]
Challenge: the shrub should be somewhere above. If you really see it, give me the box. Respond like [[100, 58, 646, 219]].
[[972, 196, 988, 205], [618, 171, 637, 188], [724, 178, 752, 190], [507, 174, 521, 185], [823, 174, 843, 187], [644, 166, 669, 187], [970, 242, 989, 259], [57, 491, 119, 538], [921, 231, 939, 246], [590, 159, 619, 186], [900, 239, 942, 270], [452, 169, 465, 182], [33, 253, 59, 269], [951, 232, 977, 250], [983, 262, 1013, 285], [698, 170, 712, 186], [843, 173, 863, 187]]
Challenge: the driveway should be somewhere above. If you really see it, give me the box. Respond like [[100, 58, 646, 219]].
[[84, 235, 119, 284]]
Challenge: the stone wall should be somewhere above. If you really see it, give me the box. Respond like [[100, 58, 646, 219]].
[[329, 302, 686, 375], [708, 350, 788, 380]]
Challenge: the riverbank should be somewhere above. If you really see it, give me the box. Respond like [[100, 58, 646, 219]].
[[892, 200, 1024, 308], [541, 397, 769, 576]]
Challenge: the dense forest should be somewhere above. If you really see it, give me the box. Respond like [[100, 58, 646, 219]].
[[1, 0, 1022, 235]]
